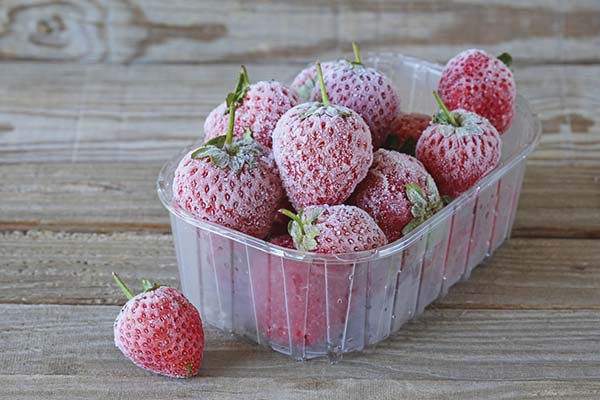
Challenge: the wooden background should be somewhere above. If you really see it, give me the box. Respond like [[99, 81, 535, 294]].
[[1, 1, 599, 399]]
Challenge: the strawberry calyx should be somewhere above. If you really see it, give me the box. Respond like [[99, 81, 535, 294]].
[[497, 52, 513, 68], [432, 91, 485, 137], [113, 272, 161, 301], [279, 208, 322, 252], [402, 176, 444, 235], [192, 67, 264, 172], [300, 61, 352, 120]]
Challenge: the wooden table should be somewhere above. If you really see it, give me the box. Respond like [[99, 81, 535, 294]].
[[1, 1, 599, 398]]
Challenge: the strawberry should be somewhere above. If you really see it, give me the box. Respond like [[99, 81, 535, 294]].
[[204, 66, 299, 148], [310, 43, 400, 148], [349, 149, 443, 242], [173, 68, 284, 238], [112, 273, 204, 378], [438, 49, 516, 134], [416, 92, 501, 198], [279, 204, 387, 254], [290, 61, 339, 101], [268, 234, 295, 249], [383, 112, 431, 156], [272, 62, 373, 210]]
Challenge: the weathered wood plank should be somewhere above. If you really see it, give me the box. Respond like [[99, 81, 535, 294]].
[[1, 232, 598, 308], [2, 375, 600, 400], [0, 0, 599, 64], [1, 304, 599, 381], [1, 163, 597, 237], [0, 63, 598, 166]]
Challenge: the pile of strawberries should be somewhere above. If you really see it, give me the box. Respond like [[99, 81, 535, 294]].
[[113, 45, 516, 378]]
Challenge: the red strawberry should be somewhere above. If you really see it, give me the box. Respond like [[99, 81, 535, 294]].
[[112, 273, 204, 378], [349, 149, 443, 242], [273, 62, 373, 210], [310, 43, 400, 148], [279, 205, 387, 254], [384, 112, 431, 156], [290, 60, 339, 101], [438, 49, 516, 134], [173, 69, 284, 238], [204, 66, 299, 148], [268, 234, 295, 249], [416, 92, 501, 198]]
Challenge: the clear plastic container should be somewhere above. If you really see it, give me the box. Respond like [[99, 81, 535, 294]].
[[157, 53, 541, 361]]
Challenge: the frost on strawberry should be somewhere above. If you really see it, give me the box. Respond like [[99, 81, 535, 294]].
[[204, 65, 299, 148], [349, 149, 443, 242], [309, 43, 400, 149], [273, 62, 373, 209], [416, 91, 501, 198], [291, 61, 338, 101], [173, 68, 284, 238], [438, 49, 516, 134], [280, 205, 388, 254], [112, 273, 204, 378]]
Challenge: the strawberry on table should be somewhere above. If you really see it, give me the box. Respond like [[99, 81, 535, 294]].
[[349, 149, 444, 242], [384, 112, 431, 156], [273, 62, 373, 209], [112, 273, 204, 378], [310, 43, 400, 148], [438, 49, 516, 134], [416, 91, 501, 198], [204, 66, 299, 148], [173, 68, 284, 238]]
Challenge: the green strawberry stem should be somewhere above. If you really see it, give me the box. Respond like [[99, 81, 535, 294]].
[[433, 91, 458, 127], [240, 64, 250, 86], [316, 62, 330, 107], [112, 272, 134, 300], [497, 52, 512, 68], [279, 209, 304, 235], [224, 69, 245, 145], [352, 42, 362, 64]]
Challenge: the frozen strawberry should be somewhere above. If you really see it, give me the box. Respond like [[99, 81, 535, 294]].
[[269, 196, 295, 237], [173, 68, 284, 238], [279, 205, 387, 254], [112, 273, 204, 378], [268, 234, 295, 249], [438, 49, 516, 134], [416, 92, 501, 198], [384, 112, 431, 156], [291, 61, 338, 101], [310, 43, 400, 148], [349, 149, 444, 242], [273, 62, 373, 210], [204, 66, 299, 148]]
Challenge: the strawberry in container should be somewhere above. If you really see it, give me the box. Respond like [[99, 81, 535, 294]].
[[416, 91, 501, 291], [172, 68, 285, 328]]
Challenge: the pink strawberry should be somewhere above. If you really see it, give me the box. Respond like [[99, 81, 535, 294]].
[[310, 43, 400, 148], [268, 234, 295, 249], [438, 49, 516, 134], [173, 68, 284, 238], [416, 92, 501, 198], [290, 61, 338, 101], [273, 62, 373, 210], [349, 149, 444, 242], [384, 112, 431, 156], [204, 66, 299, 148], [112, 273, 204, 378], [279, 204, 387, 254]]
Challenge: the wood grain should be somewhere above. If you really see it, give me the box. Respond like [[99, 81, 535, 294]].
[[0, 63, 598, 166], [0, 0, 599, 64], [1, 304, 599, 381], [1, 231, 598, 308], [2, 376, 600, 400]]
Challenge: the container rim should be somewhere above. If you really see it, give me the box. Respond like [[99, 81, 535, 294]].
[[157, 53, 542, 264]]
